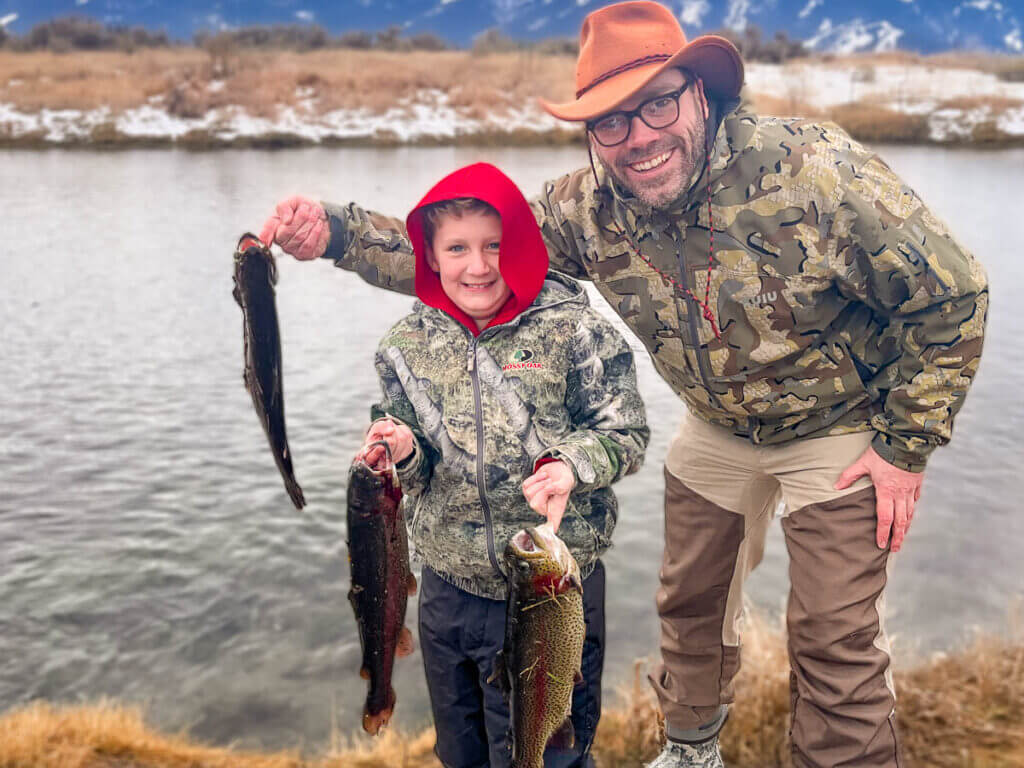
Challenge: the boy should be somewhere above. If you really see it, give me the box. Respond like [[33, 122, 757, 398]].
[[362, 162, 648, 768]]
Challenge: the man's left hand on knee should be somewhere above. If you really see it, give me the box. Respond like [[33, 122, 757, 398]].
[[835, 445, 924, 553]]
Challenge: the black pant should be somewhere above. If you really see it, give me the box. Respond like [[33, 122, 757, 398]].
[[418, 562, 606, 768]]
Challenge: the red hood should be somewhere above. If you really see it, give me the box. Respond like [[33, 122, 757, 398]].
[[406, 163, 549, 336]]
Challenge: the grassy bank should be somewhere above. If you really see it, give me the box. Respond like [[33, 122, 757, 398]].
[[2, 615, 1022, 768], [1, 49, 1023, 148]]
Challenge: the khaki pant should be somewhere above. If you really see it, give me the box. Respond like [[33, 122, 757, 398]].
[[649, 413, 902, 768]]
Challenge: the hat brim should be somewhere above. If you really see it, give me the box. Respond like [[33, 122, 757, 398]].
[[539, 35, 744, 123]]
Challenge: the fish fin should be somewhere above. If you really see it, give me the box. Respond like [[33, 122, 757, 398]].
[[407, 572, 418, 596], [362, 687, 396, 735], [574, 669, 584, 686], [558, 573, 583, 594], [546, 716, 575, 750], [396, 626, 415, 658], [359, 667, 370, 680]]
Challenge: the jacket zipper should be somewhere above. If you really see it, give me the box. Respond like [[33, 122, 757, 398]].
[[467, 336, 505, 578]]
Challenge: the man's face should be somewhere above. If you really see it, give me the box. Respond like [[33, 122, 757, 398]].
[[590, 68, 707, 209]]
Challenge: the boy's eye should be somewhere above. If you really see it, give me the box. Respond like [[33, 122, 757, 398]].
[[487, 242, 501, 250], [447, 244, 465, 253]]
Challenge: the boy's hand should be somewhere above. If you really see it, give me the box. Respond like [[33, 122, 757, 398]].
[[259, 195, 330, 261], [522, 460, 576, 533], [363, 419, 415, 469]]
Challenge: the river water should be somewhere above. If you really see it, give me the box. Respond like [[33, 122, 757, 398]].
[[1, 145, 1021, 750]]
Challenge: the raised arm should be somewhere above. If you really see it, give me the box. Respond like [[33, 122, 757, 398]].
[[258, 167, 596, 293]]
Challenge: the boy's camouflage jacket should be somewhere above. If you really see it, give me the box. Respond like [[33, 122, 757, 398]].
[[326, 98, 987, 472], [370, 272, 648, 600]]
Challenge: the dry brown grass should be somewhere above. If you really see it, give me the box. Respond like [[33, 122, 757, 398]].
[[0, 48, 577, 119], [3, 612, 1022, 768], [0, 50, 210, 111]]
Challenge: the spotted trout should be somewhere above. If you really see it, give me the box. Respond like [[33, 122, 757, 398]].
[[346, 442, 417, 734], [232, 233, 305, 509], [493, 523, 585, 768]]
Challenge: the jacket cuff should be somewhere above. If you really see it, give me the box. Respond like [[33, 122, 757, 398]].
[[321, 202, 350, 262], [533, 445, 594, 492], [870, 432, 928, 473], [369, 415, 424, 486]]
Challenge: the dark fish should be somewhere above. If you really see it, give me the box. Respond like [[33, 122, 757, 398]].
[[492, 523, 585, 768], [232, 232, 305, 509], [346, 442, 417, 734]]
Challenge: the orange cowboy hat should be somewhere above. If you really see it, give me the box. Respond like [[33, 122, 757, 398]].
[[539, 0, 744, 122]]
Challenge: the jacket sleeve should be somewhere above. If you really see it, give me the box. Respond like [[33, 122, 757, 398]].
[[321, 202, 417, 296], [322, 177, 593, 292], [831, 152, 988, 472], [369, 343, 435, 497], [529, 175, 590, 281], [534, 310, 650, 493]]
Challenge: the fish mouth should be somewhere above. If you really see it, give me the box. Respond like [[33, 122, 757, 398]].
[[356, 440, 394, 470], [236, 232, 268, 255], [511, 529, 536, 553]]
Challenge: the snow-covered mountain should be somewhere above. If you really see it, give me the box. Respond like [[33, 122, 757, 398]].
[[0, 0, 1021, 54]]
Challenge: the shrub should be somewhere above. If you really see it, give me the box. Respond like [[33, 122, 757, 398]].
[[472, 27, 520, 56], [712, 24, 807, 63], [337, 30, 373, 49]]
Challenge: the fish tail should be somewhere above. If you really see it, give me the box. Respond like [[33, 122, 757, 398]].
[[285, 478, 306, 509]]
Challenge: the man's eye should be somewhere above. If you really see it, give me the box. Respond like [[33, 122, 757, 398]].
[[597, 115, 625, 131]]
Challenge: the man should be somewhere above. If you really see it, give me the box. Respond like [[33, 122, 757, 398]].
[[259, 3, 988, 766]]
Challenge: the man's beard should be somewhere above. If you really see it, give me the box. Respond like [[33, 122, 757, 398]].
[[599, 118, 706, 209]]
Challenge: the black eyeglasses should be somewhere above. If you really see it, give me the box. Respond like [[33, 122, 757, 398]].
[[586, 81, 692, 147]]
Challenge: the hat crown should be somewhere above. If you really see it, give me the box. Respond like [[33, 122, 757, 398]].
[[577, 1, 687, 95]]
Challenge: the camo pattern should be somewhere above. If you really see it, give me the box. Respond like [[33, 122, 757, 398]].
[[368, 273, 648, 600], [323, 98, 987, 472]]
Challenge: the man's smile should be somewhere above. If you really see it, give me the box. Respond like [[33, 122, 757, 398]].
[[627, 148, 675, 174]]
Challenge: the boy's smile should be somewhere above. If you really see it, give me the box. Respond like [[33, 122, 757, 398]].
[[427, 210, 512, 330]]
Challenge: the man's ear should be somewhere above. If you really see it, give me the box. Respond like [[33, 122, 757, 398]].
[[696, 77, 709, 121]]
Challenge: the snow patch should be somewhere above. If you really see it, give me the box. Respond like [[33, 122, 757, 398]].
[[806, 19, 904, 54]]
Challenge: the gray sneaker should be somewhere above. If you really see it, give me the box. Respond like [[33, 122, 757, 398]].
[[644, 736, 724, 768]]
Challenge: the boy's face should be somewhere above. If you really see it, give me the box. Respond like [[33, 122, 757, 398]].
[[427, 210, 512, 330]]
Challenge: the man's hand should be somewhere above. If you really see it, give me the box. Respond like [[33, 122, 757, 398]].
[[522, 460, 576, 533], [259, 195, 330, 261], [835, 446, 923, 553], [362, 419, 415, 469]]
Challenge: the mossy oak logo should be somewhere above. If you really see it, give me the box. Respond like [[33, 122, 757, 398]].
[[503, 349, 544, 371]]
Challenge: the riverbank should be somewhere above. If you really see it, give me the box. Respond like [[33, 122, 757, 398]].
[[1, 49, 1022, 148], [3, 616, 1022, 768]]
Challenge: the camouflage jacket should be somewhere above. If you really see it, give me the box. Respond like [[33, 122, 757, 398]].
[[370, 272, 648, 600], [326, 99, 987, 472]]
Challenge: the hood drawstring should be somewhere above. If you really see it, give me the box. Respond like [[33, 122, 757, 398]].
[[586, 120, 722, 342]]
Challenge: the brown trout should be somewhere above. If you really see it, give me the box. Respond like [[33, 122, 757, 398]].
[[346, 442, 417, 734], [232, 233, 305, 509], [493, 523, 585, 768]]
